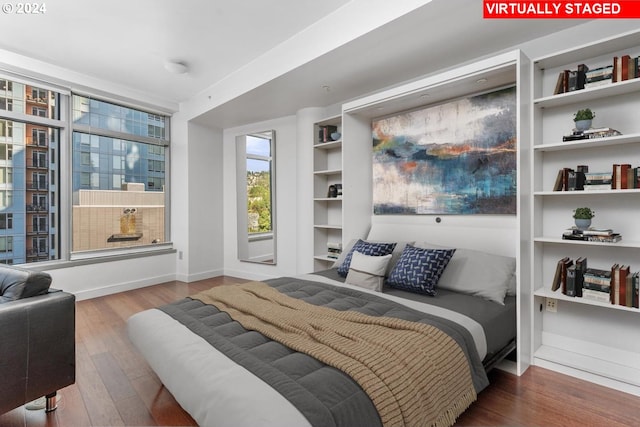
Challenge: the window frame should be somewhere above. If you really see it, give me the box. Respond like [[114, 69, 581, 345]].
[[0, 71, 174, 267], [69, 93, 172, 261]]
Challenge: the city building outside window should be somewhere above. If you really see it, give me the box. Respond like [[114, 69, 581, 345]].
[[71, 95, 169, 254], [0, 77, 61, 263], [0, 74, 171, 264]]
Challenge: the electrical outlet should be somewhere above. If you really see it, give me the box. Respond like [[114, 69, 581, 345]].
[[545, 297, 557, 312]]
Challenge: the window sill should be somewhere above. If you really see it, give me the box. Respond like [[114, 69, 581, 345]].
[[20, 243, 176, 272]]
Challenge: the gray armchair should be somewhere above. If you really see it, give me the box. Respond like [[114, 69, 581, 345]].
[[0, 265, 75, 414]]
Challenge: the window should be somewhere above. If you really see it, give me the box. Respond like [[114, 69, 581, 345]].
[[71, 95, 169, 253], [0, 236, 13, 253], [0, 74, 171, 264], [0, 77, 62, 263], [0, 213, 13, 229]]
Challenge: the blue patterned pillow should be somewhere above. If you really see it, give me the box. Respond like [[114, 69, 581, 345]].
[[337, 239, 397, 277], [386, 245, 456, 296]]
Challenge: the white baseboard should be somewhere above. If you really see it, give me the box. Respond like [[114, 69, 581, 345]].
[[73, 273, 176, 301], [176, 268, 225, 283], [222, 268, 277, 282]]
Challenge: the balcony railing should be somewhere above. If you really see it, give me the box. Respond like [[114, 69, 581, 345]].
[[26, 181, 48, 190], [26, 226, 49, 235], [26, 204, 48, 212], [26, 160, 49, 169]]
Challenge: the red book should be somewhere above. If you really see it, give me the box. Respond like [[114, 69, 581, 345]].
[[621, 55, 631, 80], [618, 265, 630, 306], [620, 164, 631, 189]]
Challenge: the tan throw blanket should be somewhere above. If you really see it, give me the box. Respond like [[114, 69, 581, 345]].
[[193, 281, 476, 427]]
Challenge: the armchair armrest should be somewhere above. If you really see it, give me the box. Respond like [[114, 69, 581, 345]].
[[0, 291, 75, 414]]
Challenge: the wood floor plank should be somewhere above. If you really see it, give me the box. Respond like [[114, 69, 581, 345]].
[[3, 275, 640, 427]]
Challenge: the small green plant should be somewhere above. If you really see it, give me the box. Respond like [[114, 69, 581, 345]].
[[573, 108, 595, 122], [573, 207, 595, 219]]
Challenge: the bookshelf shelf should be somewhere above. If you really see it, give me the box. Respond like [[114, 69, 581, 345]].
[[535, 189, 640, 196], [313, 168, 342, 176], [314, 140, 342, 150], [530, 30, 640, 392], [535, 132, 640, 152], [534, 77, 640, 109], [534, 287, 640, 313], [534, 237, 640, 248], [313, 224, 342, 230]]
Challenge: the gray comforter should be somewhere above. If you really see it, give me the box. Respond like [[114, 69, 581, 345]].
[[159, 276, 489, 427]]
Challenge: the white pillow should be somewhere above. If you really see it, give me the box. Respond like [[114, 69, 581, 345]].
[[414, 243, 515, 305], [333, 239, 412, 276], [345, 251, 392, 292]]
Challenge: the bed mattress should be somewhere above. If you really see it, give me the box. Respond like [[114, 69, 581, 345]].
[[128, 273, 513, 426]]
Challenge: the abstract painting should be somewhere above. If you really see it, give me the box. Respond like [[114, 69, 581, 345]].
[[372, 86, 517, 215]]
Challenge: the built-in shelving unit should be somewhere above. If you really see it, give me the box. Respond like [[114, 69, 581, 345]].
[[312, 116, 342, 270], [530, 29, 640, 395]]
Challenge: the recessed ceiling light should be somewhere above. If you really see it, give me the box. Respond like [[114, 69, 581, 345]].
[[164, 61, 189, 74]]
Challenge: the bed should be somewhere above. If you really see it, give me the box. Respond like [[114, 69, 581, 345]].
[[128, 233, 517, 427]]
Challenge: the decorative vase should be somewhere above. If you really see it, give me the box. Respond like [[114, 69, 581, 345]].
[[575, 218, 591, 230], [330, 132, 341, 141], [574, 119, 592, 131]]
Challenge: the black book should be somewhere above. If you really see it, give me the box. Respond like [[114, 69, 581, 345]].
[[575, 257, 587, 297], [566, 265, 577, 297]]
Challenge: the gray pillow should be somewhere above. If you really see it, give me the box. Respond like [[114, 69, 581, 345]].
[[415, 243, 515, 305]]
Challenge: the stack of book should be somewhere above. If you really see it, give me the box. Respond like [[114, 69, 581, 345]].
[[583, 171, 612, 190], [584, 65, 613, 89], [582, 267, 611, 302], [562, 227, 622, 243], [327, 242, 342, 260], [552, 258, 640, 308], [562, 127, 622, 142]]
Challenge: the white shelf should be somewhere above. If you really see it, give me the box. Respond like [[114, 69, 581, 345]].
[[534, 287, 640, 313], [534, 132, 640, 152], [313, 224, 342, 230], [534, 78, 640, 109], [534, 236, 640, 249], [313, 116, 343, 272], [313, 168, 342, 176], [530, 30, 640, 392], [313, 255, 338, 263], [535, 189, 640, 196], [314, 140, 342, 150], [313, 197, 342, 202]]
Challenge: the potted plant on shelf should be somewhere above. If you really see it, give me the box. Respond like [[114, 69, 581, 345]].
[[573, 207, 595, 230], [573, 108, 595, 131]]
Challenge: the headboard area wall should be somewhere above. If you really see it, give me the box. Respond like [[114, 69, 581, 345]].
[[367, 215, 518, 258]]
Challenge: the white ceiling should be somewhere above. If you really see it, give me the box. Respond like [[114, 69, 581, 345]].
[[0, 0, 586, 128]]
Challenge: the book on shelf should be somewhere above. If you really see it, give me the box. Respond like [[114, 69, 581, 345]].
[[551, 257, 574, 294], [612, 164, 632, 189], [566, 265, 577, 297], [633, 272, 639, 308], [326, 241, 342, 259], [551, 256, 569, 291], [584, 65, 613, 88], [562, 227, 622, 243], [318, 125, 337, 143], [562, 127, 622, 142], [583, 171, 612, 190], [575, 257, 587, 297], [582, 288, 611, 303]]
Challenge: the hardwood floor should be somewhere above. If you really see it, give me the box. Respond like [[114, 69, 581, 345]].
[[2, 276, 640, 426]]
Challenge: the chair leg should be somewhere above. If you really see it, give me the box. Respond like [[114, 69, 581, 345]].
[[45, 392, 57, 412]]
